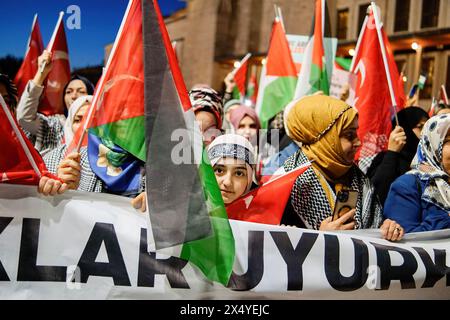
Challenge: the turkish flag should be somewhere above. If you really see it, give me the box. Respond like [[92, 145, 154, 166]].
[[14, 15, 44, 98], [351, 10, 405, 162], [40, 14, 71, 116], [0, 96, 53, 185], [226, 164, 309, 225]]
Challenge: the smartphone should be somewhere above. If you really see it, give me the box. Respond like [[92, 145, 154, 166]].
[[408, 84, 418, 98], [332, 190, 358, 221]]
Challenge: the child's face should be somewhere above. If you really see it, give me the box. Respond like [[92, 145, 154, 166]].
[[213, 158, 249, 204]]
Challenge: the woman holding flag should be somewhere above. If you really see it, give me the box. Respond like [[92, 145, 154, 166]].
[[16, 50, 94, 156], [42, 95, 102, 193], [281, 95, 403, 241]]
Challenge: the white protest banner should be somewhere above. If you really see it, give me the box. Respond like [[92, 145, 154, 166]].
[[0, 184, 449, 299]]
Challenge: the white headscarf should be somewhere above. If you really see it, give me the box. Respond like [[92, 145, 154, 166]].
[[207, 133, 257, 191], [64, 95, 93, 146]]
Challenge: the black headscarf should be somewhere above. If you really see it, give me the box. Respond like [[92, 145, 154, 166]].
[[62, 74, 95, 116], [394, 106, 429, 161], [0, 73, 18, 113]]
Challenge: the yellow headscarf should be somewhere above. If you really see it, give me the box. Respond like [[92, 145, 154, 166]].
[[286, 95, 358, 182]]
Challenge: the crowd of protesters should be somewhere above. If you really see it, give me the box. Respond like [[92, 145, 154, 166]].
[[1, 49, 450, 241]]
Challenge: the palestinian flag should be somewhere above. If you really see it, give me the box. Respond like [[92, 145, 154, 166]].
[[255, 19, 297, 129], [294, 0, 333, 99], [246, 71, 258, 105], [334, 57, 351, 71], [88, 0, 145, 162], [143, 0, 234, 286]]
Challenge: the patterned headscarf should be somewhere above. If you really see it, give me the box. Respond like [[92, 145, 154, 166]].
[[189, 86, 224, 129], [286, 95, 358, 181], [208, 133, 256, 191], [409, 114, 450, 211]]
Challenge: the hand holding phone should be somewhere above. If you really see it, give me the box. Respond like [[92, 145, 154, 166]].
[[332, 190, 358, 222]]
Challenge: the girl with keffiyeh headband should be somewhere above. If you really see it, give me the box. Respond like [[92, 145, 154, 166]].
[[384, 114, 450, 232], [281, 95, 404, 241], [208, 134, 257, 204]]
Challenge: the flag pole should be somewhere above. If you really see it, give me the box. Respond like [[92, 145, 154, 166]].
[[371, 2, 399, 126], [349, 14, 368, 72], [40, 11, 65, 74], [277, 6, 286, 32], [0, 94, 42, 178], [24, 14, 38, 55], [231, 53, 252, 77], [441, 84, 449, 104], [75, 0, 134, 152]]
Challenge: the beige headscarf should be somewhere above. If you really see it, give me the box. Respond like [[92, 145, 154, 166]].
[[286, 95, 358, 182]]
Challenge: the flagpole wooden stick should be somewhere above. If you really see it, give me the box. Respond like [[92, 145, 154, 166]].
[[277, 6, 286, 32], [231, 53, 252, 77], [371, 2, 399, 126], [442, 84, 449, 104], [349, 14, 368, 72], [0, 94, 42, 178], [75, 0, 134, 153], [24, 14, 38, 54], [40, 11, 64, 74]]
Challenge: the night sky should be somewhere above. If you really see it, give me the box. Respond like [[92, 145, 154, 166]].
[[0, 0, 186, 69]]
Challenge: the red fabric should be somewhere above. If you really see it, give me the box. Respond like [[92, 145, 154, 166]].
[[234, 59, 248, 97], [0, 100, 52, 185], [312, 0, 325, 70], [266, 20, 297, 77], [90, 0, 144, 128], [154, 0, 192, 112], [14, 17, 44, 98], [351, 11, 405, 161], [226, 165, 309, 225], [39, 17, 71, 116], [247, 73, 258, 105]]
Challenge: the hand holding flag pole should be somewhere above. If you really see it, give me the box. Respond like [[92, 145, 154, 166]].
[[371, 2, 399, 127], [39, 11, 65, 74]]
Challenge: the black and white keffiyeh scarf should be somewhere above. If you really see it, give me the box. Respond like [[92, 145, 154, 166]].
[[284, 149, 384, 230]]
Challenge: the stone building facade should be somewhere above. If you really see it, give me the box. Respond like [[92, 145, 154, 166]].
[[160, 0, 450, 105]]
